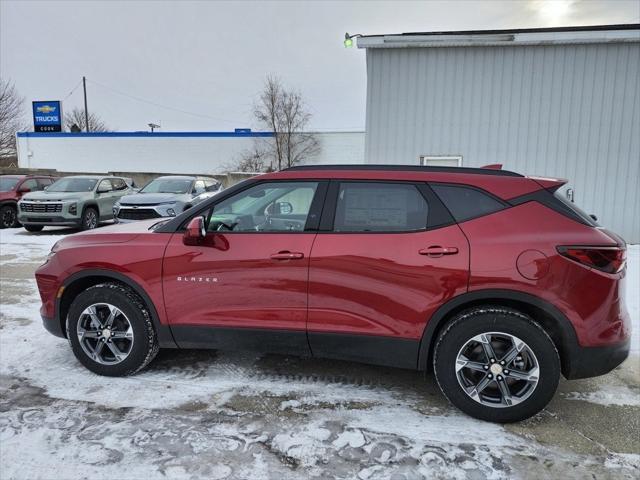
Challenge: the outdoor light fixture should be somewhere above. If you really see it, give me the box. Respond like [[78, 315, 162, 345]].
[[148, 123, 160, 133], [344, 32, 362, 48]]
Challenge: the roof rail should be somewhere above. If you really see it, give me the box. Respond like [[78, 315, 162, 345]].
[[284, 164, 523, 177]]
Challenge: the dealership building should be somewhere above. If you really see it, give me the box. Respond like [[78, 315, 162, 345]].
[[356, 24, 639, 242]]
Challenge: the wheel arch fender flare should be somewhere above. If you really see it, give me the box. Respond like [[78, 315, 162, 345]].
[[82, 201, 99, 217], [417, 289, 579, 373], [58, 269, 177, 348]]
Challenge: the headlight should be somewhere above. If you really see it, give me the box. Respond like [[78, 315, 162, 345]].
[[68, 203, 77, 215], [42, 240, 61, 265], [167, 208, 176, 216]]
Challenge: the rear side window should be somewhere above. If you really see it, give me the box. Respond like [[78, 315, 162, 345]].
[[431, 184, 506, 222], [334, 182, 428, 232], [553, 191, 598, 226]]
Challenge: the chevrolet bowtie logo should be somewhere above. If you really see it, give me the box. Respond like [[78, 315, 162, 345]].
[[36, 105, 56, 114]]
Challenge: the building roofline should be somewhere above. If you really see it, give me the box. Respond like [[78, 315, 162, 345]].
[[357, 23, 640, 49], [16, 131, 274, 138]]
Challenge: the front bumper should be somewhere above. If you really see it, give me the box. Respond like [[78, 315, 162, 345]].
[[19, 216, 80, 226], [563, 339, 630, 379]]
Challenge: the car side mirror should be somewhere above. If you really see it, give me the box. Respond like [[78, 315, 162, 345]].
[[18, 186, 31, 193], [43, 185, 49, 191], [272, 201, 293, 215], [183, 216, 206, 246]]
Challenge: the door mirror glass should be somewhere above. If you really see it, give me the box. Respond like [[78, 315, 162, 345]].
[[268, 201, 293, 215], [183, 216, 206, 245], [18, 186, 31, 193]]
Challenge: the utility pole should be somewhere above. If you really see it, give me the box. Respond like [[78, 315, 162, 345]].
[[82, 76, 89, 132]]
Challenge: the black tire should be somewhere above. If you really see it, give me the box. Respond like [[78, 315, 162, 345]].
[[66, 283, 159, 376], [81, 206, 99, 230], [24, 224, 44, 232], [433, 306, 560, 423], [0, 205, 19, 229]]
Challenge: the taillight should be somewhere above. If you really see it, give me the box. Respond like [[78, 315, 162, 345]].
[[557, 246, 626, 273]]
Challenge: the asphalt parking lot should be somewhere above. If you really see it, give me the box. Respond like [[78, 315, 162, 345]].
[[1, 227, 639, 479]]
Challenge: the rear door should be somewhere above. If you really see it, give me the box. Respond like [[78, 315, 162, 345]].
[[307, 181, 469, 368], [162, 180, 327, 354]]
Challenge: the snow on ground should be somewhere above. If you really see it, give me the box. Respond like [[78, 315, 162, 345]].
[[0, 227, 639, 479]]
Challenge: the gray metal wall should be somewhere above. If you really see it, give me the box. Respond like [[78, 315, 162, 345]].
[[365, 43, 640, 242]]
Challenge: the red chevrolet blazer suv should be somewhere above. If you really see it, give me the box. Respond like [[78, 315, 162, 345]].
[[35, 165, 630, 422]]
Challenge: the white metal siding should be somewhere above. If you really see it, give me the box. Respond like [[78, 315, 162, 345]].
[[365, 43, 640, 242], [17, 131, 365, 175]]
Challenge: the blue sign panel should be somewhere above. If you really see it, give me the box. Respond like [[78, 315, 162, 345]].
[[32, 101, 63, 132]]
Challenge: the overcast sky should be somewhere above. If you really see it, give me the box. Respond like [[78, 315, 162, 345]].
[[2, 0, 638, 132]]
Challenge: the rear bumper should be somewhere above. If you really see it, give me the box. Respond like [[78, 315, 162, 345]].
[[563, 339, 630, 379], [41, 314, 65, 339]]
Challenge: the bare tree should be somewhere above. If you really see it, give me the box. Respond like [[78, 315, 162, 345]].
[[233, 145, 269, 173], [64, 107, 110, 132], [0, 78, 27, 158], [253, 75, 319, 170]]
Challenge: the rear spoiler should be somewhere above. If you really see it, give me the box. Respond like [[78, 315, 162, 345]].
[[527, 176, 568, 192]]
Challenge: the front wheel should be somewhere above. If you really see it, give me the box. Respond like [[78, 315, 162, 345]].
[[67, 283, 159, 376], [434, 307, 560, 423], [81, 207, 99, 230], [0, 205, 19, 229]]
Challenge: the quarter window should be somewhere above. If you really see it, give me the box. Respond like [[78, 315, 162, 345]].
[[431, 184, 506, 222], [207, 182, 319, 232], [333, 182, 428, 232]]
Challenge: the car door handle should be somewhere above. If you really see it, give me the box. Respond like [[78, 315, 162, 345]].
[[270, 251, 304, 260], [419, 246, 459, 257]]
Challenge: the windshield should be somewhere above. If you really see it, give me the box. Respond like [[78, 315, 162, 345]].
[[140, 178, 193, 194], [48, 178, 98, 192], [0, 178, 20, 192]]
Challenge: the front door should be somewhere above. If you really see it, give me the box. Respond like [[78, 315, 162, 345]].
[[162, 180, 326, 354], [307, 181, 469, 368]]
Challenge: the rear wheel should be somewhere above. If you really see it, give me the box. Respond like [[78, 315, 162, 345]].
[[24, 224, 44, 232], [67, 283, 159, 376], [81, 207, 98, 230], [433, 307, 560, 423], [0, 205, 19, 228]]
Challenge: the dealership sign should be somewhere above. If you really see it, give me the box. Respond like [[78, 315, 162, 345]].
[[32, 101, 63, 132]]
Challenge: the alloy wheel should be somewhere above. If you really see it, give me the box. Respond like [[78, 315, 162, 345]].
[[455, 332, 540, 408], [85, 210, 98, 229], [1, 208, 16, 228], [77, 303, 134, 365]]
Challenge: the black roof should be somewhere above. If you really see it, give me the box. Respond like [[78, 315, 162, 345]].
[[362, 23, 640, 38], [285, 164, 523, 177]]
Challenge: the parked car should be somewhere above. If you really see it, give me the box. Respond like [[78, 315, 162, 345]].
[[0, 174, 56, 228], [35, 165, 630, 423], [113, 175, 223, 223], [18, 175, 133, 231]]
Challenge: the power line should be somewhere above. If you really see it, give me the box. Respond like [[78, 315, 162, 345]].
[[86, 79, 246, 126], [62, 79, 83, 101]]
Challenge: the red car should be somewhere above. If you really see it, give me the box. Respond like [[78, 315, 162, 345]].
[[0, 175, 56, 228], [36, 165, 630, 422]]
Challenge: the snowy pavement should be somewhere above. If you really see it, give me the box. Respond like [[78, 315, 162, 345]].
[[0, 227, 638, 479]]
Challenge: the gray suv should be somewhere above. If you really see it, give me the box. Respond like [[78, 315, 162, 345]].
[[18, 175, 133, 231], [113, 175, 223, 223]]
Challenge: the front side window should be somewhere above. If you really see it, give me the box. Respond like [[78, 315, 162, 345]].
[[110, 178, 128, 191], [97, 179, 113, 192], [333, 182, 429, 232], [207, 181, 319, 232], [192, 180, 206, 195], [48, 178, 98, 192], [20, 179, 39, 192]]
